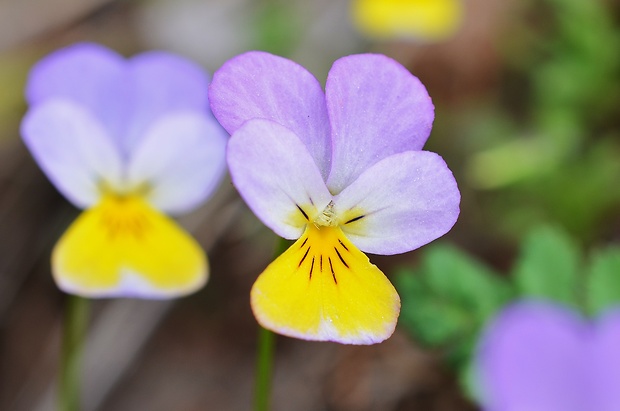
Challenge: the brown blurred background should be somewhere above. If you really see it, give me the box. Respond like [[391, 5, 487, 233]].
[[2, 0, 617, 410]]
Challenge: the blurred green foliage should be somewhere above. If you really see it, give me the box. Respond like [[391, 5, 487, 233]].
[[397, 225, 620, 400], [586, 248, 620, 316], [397, 245, 511, 366], [253, 0, 301, 57], [0, 52, 32, 140], [464, 0, 620, 241], [512, 225, 581, 307]]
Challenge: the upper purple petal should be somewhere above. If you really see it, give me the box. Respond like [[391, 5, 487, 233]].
[[209, 51, 332, 180], [26, 43, 211, 156], [476, 301, 588, 411], [325, 54, 434, 193], [27, 43, 124, 106], [122, 51, 210, 154], [26, 43, 127, 145]]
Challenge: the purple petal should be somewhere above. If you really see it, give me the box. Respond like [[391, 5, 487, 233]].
[[325, 54, 435, 193], [26, 43, 211, 156], [26, 43, 127, 145], [21, 100, 123, 208], [227, 119, 332, 240], [123, 51, 211, 155], [589, 310, 620, 411], [127, 111, 227, 214], [210, 51, 332, 179], [476, 302, 588, 411], [333, 151, 459, 255], [26, 43, 124, 105]]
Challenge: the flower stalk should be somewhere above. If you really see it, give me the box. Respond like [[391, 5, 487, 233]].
[[253, 236, 291, 410], [59, 295, 90, 411], [254, 326, 275, 411]]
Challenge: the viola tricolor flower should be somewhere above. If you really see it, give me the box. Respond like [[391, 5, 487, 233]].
[[21, 43, 227, 298], [476, 301, 620, 411], [210, 51, 460, 344], [351, 0, 463, 42]]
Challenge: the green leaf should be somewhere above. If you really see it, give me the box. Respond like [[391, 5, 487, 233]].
[[253, 1, 300, 57], [586, 247, 620, 316], [458, 359, 482, 403], [396, 244, 513, 365], [512, 225, 582, 307]]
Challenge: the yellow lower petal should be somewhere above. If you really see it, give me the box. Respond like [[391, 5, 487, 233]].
[[52, 195, 207, 298], [251, 224, 400, 344], [352, 0, 463, 41]]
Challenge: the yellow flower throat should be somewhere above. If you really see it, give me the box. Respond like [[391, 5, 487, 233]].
[[250, 201, 400, 343]]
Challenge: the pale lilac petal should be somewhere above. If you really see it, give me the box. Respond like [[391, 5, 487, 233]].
[[26, 43, 127, 142], [333, 151, 459, 255], [590, 310, 620, 411], [227, 119, 333, 240], [476, 302, 587, 411], [127, 112, 227, 214], [325, 54, 435, 193], [210, 51, 332, 179], [122, 52, 211, 155], [21, 100, 123, 208]]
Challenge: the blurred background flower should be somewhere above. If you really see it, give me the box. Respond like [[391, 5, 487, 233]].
[[351, 0, 464, 42], [22, 42, 227, 298], [475, 301, 620, 411]]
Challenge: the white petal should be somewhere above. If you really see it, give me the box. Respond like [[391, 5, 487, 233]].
[[21, 99, 123, 208], [227, 119, 333, 240], [127, 112, 228, 214], [334, 151, 460, 255]]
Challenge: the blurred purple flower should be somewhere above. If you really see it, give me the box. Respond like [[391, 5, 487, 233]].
[[21, 43, 227, 298], [476, 301, 620, 411], [209, 51, 460, 344]]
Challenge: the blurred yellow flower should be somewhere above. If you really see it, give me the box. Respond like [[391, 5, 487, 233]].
[[351, 0, 463, 41]]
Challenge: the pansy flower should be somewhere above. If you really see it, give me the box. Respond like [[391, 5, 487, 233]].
[[209, 51, 460, 344], [351, 0, 463, 42], [476, 301, 620, 411], [21, 43, 227, 298]]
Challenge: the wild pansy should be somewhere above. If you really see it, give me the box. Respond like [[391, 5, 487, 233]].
[[351, 0, 463, 42], [21, 43, 227, 298], [476, 301, 620, 411], [209, 51, 460, 344]]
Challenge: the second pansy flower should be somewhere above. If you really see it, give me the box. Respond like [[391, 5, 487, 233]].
[[22, 43, 228, 298], [210, 51, 460, 344]]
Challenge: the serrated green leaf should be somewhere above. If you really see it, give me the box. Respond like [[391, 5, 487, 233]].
[[512, 226, 582, 307], [586, 247, 620, 316], [396, 244, 512, 365]]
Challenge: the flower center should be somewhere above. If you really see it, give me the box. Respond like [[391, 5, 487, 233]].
[[98, 179, 152, 199], [314, 201, 338, 227], [98, 195, 152, 240]]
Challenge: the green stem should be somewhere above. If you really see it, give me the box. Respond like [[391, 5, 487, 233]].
[[254, 326, 275, 411], [59, 295, 90, 411], [253, 237, 290, 411]]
